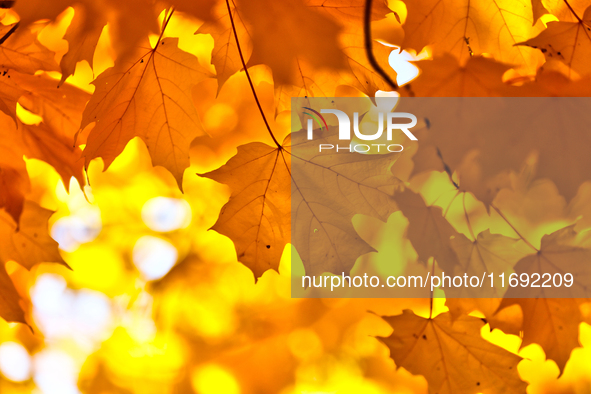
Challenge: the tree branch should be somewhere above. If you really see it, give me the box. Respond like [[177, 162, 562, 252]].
[[563, 0, 583, 23], [364, 0, 397, 90], [0, 22, 19, 46], [225, 0, 281, 149]]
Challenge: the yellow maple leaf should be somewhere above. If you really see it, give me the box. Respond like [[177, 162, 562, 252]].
[[403, 0, 544, 70], [518, 6, 591, 78], [403, 55, 514, 97], [499, 225, 591, 371], [394, 188, 460, 271], [0, 201, 66, 323], [202, 123, 402, 278], [80, 35, 213, 189], [379, 309, 526, 394]]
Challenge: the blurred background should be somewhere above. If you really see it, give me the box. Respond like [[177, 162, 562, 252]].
[[2, 5, 591, 394]]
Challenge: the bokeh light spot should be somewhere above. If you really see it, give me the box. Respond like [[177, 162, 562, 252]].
[[192, 364, 240, 394], [141, 197, 192, 232], [51, 206, 102, 252], [388, 48, 425, 86], [133, 236, 178, 280], [0, 342, 32, 382], [33, 350, 80, 394]]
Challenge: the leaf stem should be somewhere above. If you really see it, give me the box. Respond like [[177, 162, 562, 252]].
[[436, 147, 459, 190], [364, 0, 398, 90], [436, 149, 539, 252], [491, 203, 539, 252], [563, 0, 583, 23], [157, 8, 175, 45], [437, 145, 539, 253], [225, 0, 281, 149], [0, 21, 19, 45], [443, 190, 460, 217], [462, 192, 476, 241]]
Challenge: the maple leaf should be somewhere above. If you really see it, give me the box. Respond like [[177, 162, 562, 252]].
[[0, 201, 65, 269], [531, 0, 589, 23], [80, 37, 212, 189], [12, 0, 73, 27], [402, 0, 544, 70], [394, 188, 460, 271], [307, 0, 391, 22], [274, 38, 396, 115], [274, 51, 396, 114], [531, 0, 551, 24], [106, 0, 160, 67], [58, 4, 106, 86], [378, 310, 526, 394], [14, 0, 159, 68], [0, 201, 66, 323], [0, 70, 25, 122], [499, 297, 581, 373], [446, 230, 528, 297], [201, 125, 401, 278], [508, 225, 591, 298], [498, 225, 591, 371], [0, 115, 29, 223], [8, 73, 88, 189], [0, 100, 84, 211], [0, 160, 28, 224], [0, 22, 57, 122], [13, 73, 90, 144], [199, 0, 394, 110], [0, 263, 24, 324], [20, 122, 86, 190], [338, 42, 396, 95], [407, 97, 591, 205], [289, 127, 400, 276], [0, 71, 74, 323], [445, 230, 529, 328], [274, 0, 396, 114], [12, 74, 91, 140], [446, 297, 524, 337], [517, 6, 591, 78], [165, 0, 218, 24], [0, 22, 58, 74], [199, 142, 291, 278], [403, 55, 514, 97], [196, 0, 252, 93], [238, 0, 347, 86], [198, 0, 349, 92], [518, 64, 591, 96]]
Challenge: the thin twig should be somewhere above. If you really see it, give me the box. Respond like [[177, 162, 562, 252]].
[[437, 154, 538, 252], [491, 203, 539, 252], [225, 0, 281, 149], [443, 190, 460, 217], [157, 8, 175, 45], [462, 192, 476, 241], [0, 22, 19, 46], [563, 0, 583, 22], [436, 147, 459, 190], [364, 0, 397, 90]]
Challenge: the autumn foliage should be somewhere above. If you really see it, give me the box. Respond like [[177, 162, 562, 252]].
[[1, 0, 591, 392]]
